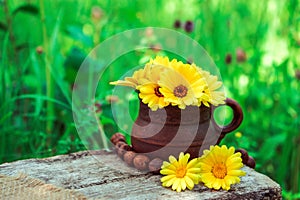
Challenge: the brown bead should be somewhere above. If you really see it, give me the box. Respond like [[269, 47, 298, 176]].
[[114, 137, 126, 145], [110, 135, 118, 145], [148, 158, 163, 174], [247, 156, 256, 169], [123, 151, 137, 166], [115, 141, 126, 149], [117, 148, 126, 159], [116, 143, 132, 159], [110, 133, 126, 145], [117, 146, 129, 157], [115, 132, 125, 139], [119, 143, 132, 151], [235, 148, 249, 164], [133, 155, 150, 171]]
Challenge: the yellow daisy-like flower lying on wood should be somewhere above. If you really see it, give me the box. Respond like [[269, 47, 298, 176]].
[[198, 145, 246, 191], [160, 152, 201, 192]]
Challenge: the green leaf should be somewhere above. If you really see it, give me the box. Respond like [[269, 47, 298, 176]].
[[13, 94, 71, 111], [0, 22, 7, 32], [282, 190, 300, 199], [0, 111, 12, 125], [100, 115, 116, 126], [258, 133, 286, 161], [15, 43, 29, 52], [65, 25, 93, 46], [64, 47, 87, 70], [12, 4, 39, 16]]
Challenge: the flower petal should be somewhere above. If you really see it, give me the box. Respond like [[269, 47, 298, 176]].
[[186, 167, 201, 174], [161, 174, 176, 182], [212, 179, 222, 190], [172, 178, 180, 191], [227, 170, 246, 176], [160, 169, 176, 175], [180, 178, 187, 191], [186, 158, 199, 168], [184, 176, 195, 190], [165, 177, 176, 187]]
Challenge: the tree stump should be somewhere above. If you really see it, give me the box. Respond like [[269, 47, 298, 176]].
[[0, 150, 282, 199]]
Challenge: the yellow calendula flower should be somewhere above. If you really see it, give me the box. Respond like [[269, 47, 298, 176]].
[[198, 145, 246, 191], [137, 83, 169, 111], [136, 64, 169, 111], [110, 64, 151, 88], [159, 66, 206, 109], [197, 69, 225, 107], [148, 56, 170, 67], [110, 56, 226, 109], [160, 152, 201, 192]]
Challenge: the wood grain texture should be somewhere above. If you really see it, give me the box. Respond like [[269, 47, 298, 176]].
[[0, 150, 282, 200]]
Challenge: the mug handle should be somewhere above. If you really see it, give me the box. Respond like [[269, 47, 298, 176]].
[[211, 98, 243, 139]]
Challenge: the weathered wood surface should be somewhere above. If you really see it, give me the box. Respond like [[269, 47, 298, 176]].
[[0, 150, 282, 200]]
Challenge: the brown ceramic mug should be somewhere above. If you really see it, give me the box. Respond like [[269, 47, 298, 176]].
[[131, 98, 243, 160]]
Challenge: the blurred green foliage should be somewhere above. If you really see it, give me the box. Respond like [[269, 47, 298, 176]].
[[0, 0, 299, 198]]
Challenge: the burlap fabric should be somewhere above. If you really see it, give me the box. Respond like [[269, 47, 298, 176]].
[[0, 173, 87, 200]]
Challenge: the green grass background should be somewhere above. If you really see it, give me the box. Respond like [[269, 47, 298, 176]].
[[0, 0, 299, 198]]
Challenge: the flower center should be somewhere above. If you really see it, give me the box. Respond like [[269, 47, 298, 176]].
[[175, 167, 187, 178], [211, 163, 227, 179], [173, 85, 188, 98], [154, 86, 164, 97]]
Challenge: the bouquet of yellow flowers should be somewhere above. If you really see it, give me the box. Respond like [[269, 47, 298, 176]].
[[110, 56, 225, 111]]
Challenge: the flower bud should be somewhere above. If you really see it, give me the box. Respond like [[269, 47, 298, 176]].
[[236, 48, 247, 62], [145, 27, 153, 38], [94, 102, 102, 113], [36, 46, 43, 54], [225, 53, 232, 64], [173, 20, 181, 29], [184, 20, 194, 33], [295, 69, 300, 80], [91, 6, 103, 21], [106, 95, 119, 103]]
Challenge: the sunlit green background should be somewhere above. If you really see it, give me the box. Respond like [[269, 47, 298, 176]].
[[1, 0, 299, 198]]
